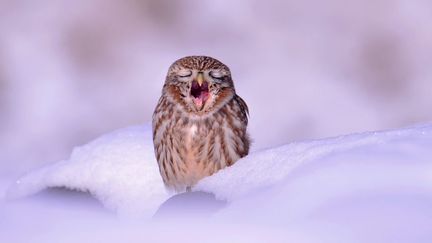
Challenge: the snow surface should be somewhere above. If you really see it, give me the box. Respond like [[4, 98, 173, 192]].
[[3, 123, 432, 242], [6, 124, 168, 217]]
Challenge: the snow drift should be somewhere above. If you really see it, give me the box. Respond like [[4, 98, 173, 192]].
[[6, 124, 168, 217], [5, 122, 432, 242]]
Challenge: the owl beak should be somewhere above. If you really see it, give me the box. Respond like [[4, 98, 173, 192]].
[[197, 72, 204, 86]]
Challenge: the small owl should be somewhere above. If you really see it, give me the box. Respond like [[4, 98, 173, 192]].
[[152, 56, 250, 192]]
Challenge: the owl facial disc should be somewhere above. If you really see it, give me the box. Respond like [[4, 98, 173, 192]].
[[191, 80, 209, 109]]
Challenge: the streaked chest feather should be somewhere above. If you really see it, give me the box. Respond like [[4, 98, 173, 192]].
[[152, 96, 249, 191]]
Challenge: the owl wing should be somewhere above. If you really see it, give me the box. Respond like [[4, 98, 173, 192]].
[[233, 94, 249, 126]]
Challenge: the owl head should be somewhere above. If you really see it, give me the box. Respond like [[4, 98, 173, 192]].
[[163, 56, 236, 115]]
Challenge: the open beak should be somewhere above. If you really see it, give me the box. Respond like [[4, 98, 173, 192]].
[[190, 73, 209, 110]]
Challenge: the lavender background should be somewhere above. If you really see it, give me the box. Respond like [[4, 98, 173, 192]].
[[1, 0, 431, 176]]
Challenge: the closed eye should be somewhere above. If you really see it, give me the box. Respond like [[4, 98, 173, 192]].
[[178, 70, 192, 78], [209, 71, 224, 79]]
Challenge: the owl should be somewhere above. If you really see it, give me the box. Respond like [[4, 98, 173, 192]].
[[152, 56, 250, 192]]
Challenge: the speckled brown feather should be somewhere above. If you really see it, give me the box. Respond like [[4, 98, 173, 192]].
[[152, 56, 250, 192]]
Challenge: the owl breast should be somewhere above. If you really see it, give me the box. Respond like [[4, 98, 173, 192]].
[[166, 115, 234, 191], [180, 122, 219, 188], [153, 96, 249, 192]]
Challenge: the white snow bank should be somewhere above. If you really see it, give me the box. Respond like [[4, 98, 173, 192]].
[[6, 124, 168, 217], [195, 124, 432, 242], [7, 121, 432, 243], [196, 124, 432, 201]]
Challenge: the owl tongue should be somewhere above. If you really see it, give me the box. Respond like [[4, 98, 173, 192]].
[[191, 80, 209, 109], [193, 92, 209, 108]]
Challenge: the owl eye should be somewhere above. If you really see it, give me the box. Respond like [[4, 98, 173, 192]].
[[178, 70, 192, 78], [209, 71, 224, 79]]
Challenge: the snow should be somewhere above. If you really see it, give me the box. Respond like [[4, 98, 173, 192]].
[[3, 123, 432, 242], [6, 124, 169, 217], [196, 125, 432, 201], [200, 125, 432, 242]]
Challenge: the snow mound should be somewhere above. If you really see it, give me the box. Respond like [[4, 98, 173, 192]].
[[7, 121, 432, 240], [7, 124, 168, 217], [194, 124, 432, 242], [196, 124, 432, 201]]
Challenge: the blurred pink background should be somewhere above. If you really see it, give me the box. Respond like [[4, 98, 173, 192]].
[[1, 0, 431, 176]]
